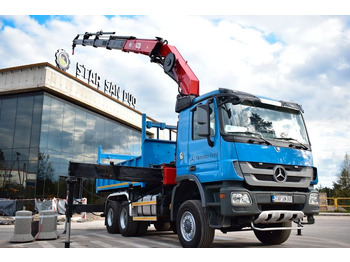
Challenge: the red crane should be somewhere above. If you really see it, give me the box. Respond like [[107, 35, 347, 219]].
[[72, 31, 199, 97]]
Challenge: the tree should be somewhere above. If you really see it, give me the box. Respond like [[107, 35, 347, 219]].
[[249, 113, 275, 135], [318, 185, 334, 197], [37, 152, 55, 198], [333, 153, 350, 197], [0, 149, 5, 187]]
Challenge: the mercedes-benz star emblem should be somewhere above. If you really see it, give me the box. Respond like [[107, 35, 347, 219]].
[[273, 166, 287, 182]]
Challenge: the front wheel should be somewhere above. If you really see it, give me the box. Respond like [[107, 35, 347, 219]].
[[176, 200, 215, 248], [253, 221, 292, 245]]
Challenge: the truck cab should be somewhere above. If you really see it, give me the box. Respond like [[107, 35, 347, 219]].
[[173, 88, 319, 245]]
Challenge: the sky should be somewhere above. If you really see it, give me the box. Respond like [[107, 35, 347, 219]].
[[1, 1, 350, 188]]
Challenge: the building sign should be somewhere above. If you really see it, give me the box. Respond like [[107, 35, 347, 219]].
[[55, 49, 70, 71], [76, 62, 137, 108]]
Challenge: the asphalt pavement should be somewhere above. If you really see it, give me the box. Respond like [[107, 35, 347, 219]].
[[0, 214, 349, 248]]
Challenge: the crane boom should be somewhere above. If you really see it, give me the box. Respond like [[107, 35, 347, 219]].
[[72, 31, 199, 97]]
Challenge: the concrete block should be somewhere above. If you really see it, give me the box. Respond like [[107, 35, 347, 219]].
[[35, 210, 59, 240], [10, 211, 34, 243]]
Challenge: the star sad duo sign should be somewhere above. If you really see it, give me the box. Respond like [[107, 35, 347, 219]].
[[55, 49, 137, 108]]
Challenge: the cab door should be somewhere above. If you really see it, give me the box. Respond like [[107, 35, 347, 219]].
[[188, 100, 220, 183]]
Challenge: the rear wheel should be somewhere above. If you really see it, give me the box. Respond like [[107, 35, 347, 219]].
[[176, 200, 215, 248], [254, 221, 292, 245], [105, 201, 120, 234], [118, 201, 139, 236]]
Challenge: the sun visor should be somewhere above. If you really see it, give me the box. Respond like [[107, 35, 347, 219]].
[[280, 100, 304, 113]]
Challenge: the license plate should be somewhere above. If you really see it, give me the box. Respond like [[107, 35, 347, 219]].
[[272, 195, 293, 203]]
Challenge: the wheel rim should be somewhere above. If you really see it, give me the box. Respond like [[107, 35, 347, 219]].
[[120, 208, 127, 230], [107, 208, 113, 227], [180, 211, 196, 242]]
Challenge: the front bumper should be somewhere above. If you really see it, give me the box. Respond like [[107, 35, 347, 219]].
[[219, 184, 320, 218]]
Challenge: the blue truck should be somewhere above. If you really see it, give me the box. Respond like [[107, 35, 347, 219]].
[[67, 31, 320, 248]]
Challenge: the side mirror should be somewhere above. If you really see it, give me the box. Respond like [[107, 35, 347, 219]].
[[196, 104, 214, 147], [197, 104, 210, 137]]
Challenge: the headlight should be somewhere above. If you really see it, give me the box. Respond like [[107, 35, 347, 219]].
[[309, 193, 319, 205], [230, 192, 252, 206]]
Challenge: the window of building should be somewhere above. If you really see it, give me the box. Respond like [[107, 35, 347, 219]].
[[0, 92, 142, 201]]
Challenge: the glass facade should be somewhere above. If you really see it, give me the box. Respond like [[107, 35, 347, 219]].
[[0, 92, 141, 200]]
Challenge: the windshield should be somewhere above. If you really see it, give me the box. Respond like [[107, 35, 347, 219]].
[[220, 101, 309, 145]]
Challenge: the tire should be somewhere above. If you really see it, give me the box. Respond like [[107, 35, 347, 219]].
[[176, 200, 215, 248], [254, 221, 292, 245], [118, 201, 139, 237], [105, 201, 120, 234]]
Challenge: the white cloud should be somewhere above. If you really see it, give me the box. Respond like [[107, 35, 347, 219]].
[[308, 120, 350, 187], [1, 15, 350, 187]]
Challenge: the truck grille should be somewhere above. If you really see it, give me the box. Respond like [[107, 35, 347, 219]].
[[239, 161, 313, 188]]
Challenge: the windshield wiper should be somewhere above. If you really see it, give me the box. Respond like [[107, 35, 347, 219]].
[[233, 131, 272, 146], [277, 137, 308, 150]]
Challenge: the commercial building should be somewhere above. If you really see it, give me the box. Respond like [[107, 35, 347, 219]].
[[0, 62, 163, 204]]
